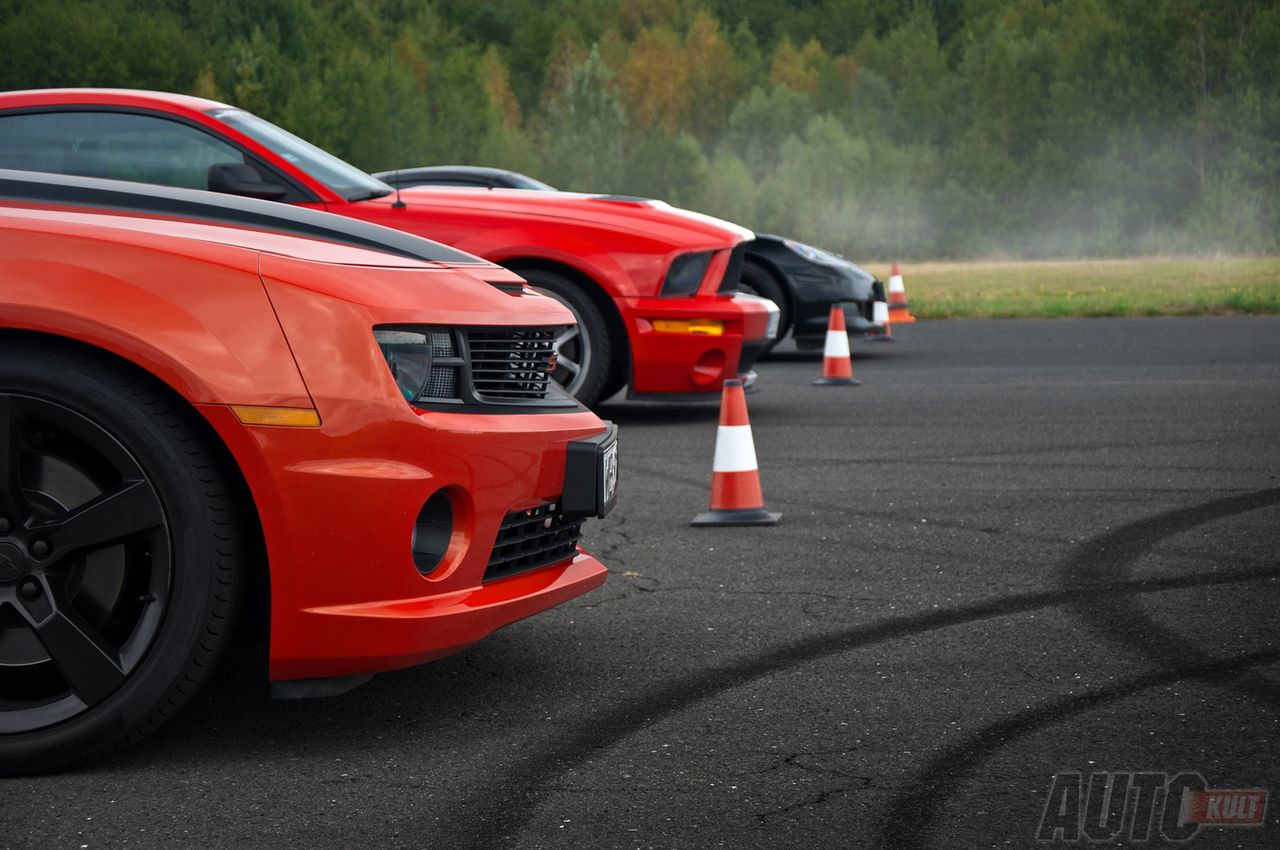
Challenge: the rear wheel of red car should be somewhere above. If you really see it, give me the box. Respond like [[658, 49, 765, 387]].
[[739, 261, 791, 353], [519, 269, 614, 406], [0, 336, 244, 775]]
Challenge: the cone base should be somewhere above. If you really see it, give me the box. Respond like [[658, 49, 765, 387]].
[[813, 376, 861, 386], [690, 507, 781, 527]]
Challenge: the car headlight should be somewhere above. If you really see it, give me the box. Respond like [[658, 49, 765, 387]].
[[374, 327, 459, 401], [660, 251, 714, 297], [783, 239, 847, 268]]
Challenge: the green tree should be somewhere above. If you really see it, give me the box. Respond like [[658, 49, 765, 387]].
[[621, 130, 708, 206], [541, 47, 626, 191], [723, 86, 817, 177]]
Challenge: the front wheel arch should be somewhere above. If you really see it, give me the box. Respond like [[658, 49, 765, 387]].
[[0, 331, 270, 772], [0, 329, 269, 632], [739, 258, 795, 345]]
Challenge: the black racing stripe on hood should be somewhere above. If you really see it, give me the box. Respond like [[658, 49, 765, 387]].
[[0, 169, 488, 265]]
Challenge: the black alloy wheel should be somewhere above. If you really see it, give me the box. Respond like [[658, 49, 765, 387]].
[[0, 336, 244, 774]]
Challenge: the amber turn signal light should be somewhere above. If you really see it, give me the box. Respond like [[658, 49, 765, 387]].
[[651, 319, 725, 336], [230, 405, 322, 427]]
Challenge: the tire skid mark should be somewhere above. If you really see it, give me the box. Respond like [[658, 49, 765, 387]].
[[878, 488, 1280, 848], [1061, 488, 1280, 710], [879, 648, 1280, 849], [427, 493, 1280, 848]]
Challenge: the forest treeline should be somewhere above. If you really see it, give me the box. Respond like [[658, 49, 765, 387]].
[[1, 0, 1277, 258]]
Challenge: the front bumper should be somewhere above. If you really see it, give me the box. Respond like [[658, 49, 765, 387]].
[[624, 291, 776, 398], [790, 268, 882, 347], [793, 285, 886, 348], [199, 402, 611, 684]]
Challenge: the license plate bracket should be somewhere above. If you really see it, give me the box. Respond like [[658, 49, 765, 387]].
[[562, 422, 619, 518]]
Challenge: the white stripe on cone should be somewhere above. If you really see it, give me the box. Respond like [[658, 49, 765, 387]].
[[712, 424, 759, 472], [873, 301, 890, 326], [824, 328, 851, 357], [888, 273, 905, 295]]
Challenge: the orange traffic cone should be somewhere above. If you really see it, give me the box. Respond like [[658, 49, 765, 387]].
[[887, 262, 916, 323], [814, 305, 862, 384], [691, 379, 781, 526], [867, 298, 895, 342]]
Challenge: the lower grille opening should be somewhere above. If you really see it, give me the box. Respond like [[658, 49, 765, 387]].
[[485, 503, 583, 582]]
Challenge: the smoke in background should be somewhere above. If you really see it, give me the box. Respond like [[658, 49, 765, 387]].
[[535, 3, 1279, 259], [2, 0, 1276, 258]]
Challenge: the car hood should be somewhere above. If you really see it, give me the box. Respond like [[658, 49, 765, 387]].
[[754, 233, 878, 285], [389, 187, 755, 247]]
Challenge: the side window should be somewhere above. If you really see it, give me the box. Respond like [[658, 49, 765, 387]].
[[0, 111, 246, 190]]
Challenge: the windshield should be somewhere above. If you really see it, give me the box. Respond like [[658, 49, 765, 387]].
[[210, 108, 392, 202]]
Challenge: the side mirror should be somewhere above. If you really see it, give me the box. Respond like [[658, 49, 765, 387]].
[[207, 162, 288, 200]]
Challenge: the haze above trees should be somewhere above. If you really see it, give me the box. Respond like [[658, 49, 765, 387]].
[[2, 0, 1276, 257]]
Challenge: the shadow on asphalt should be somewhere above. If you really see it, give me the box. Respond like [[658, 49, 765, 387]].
[[594, 400, 720, 425], [100, 635, 541, 774]]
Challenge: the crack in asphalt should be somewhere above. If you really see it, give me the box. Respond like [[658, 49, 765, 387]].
[[722, 749, 866, 784], [583, 512, 637, 569], [756, 785, 856, 825], [570, 592, 630, 609], [415, 490, 1279, 848], [461, 653, 523, 687]]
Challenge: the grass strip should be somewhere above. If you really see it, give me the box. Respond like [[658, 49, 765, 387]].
[[866, 257, 1280, 319]]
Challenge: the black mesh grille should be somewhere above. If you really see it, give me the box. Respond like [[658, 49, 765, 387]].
[[466, 329, 557, 400], [485, 503, 583, 582], [718, 242, 748, 293], [429, 330, 456, 357], [423, 366, 457, 399]]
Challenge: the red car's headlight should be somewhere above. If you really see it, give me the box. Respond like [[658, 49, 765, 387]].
[[660, 250, 714, 297], [373, 327, 459, 402]]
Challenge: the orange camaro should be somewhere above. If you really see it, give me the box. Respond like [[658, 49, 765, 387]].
[[0, 171, 616, 773]]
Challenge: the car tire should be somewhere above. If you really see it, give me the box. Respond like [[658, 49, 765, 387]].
[[739, 261, 791, 352], [0, 336, 245, 775], [597, 368, 628, 405], [518, 269, 614, 407]]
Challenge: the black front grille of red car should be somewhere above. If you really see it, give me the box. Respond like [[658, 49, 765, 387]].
[[405, 326, 578, 412], [465, 329, 557, 401], [485, 503, 583, 582], [719, 242, 748, 293]]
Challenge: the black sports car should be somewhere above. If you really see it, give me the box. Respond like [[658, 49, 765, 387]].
[[373, 166, 886, 350]]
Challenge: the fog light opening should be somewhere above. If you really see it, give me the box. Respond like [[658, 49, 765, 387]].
[[412, 490, 455, 575], [690, 348, 727, 386]]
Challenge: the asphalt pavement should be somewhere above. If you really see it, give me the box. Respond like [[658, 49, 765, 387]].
[[3, 317, 1278, 849]]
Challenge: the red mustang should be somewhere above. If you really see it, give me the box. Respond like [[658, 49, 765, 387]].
[[0, 88, 778, 406], [0, 170, 616, 772]]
